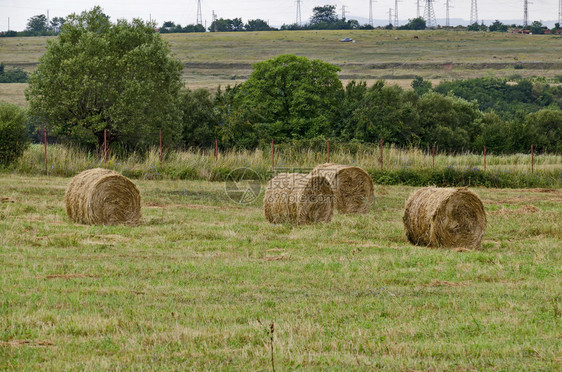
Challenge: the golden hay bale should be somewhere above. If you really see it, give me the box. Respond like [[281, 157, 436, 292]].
[[403, 187, 487, 249], [311, 163, 374, 214], [65, 168, 141, 225], [264, 173, 334, 224]]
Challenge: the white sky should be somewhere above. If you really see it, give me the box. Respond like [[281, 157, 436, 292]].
[[0, 0, 560, 31]]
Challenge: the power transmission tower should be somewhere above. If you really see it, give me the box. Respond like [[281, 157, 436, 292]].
[[388, 8, 392, 26], [470, 0, 478, 24], [523, 0, 529, 27], [196, 0, 203, 25], [394, 0, 401, 26], [424, 0, 437, 28], [559, 0, 562, 25], [341, 5, 349, 19], [296, 0, 302, 26], [444, 0, 452, 26], [212, 10, 217, 32], [417, 0, 421, 18], [369, 0, 374, 26]]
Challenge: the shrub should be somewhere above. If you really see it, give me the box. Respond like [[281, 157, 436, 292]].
[[0, 103, 29, 166]]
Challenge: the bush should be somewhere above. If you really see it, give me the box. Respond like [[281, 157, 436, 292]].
[[0, 103, 29, 166]]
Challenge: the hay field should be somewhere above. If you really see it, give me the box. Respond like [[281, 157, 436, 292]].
[[1, 30, 562, 106], [0, 175, 560, 370]]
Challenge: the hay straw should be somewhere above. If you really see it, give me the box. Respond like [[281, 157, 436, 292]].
[[264, 173, 334, 224], [65, 168, 141, 225], [311, 163, 374, 214], [403, 187, 487, 249]]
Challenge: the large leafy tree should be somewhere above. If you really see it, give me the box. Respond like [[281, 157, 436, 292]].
[[26, 14, 48, 32], [26, 7, 183, 150], [310, 5, 339, 24], [233, 54, 344, 142]]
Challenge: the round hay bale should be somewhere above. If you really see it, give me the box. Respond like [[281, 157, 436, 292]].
[[311, 163, 374, 214], [65, 168, 141, 225], [264, 173, 334, 224], [403, 187, 487, 249]]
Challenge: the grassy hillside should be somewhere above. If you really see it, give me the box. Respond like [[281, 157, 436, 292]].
[[0, 175, 560, 369], [1, 30, 562, 106]]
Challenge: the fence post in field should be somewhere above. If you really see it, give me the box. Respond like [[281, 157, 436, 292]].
[[104, 129, 107, 165], [432, 143, 436, 168], [271, 140, 275, 171], [44, 127, 48, 175], [483, 145, 487, 171], [531, 145, 534, 173], [215, 139, 218, 162], [327, 139, 330, 163], [379, 138, 383, 171], [159, 130, 163, 163]]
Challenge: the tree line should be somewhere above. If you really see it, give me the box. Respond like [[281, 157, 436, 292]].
[[4, 4, 560, 37], [4, 7, 559, 166]]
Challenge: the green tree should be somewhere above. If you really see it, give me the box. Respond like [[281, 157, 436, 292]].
[[411, 76, 432, 95], [525, 109, 562, 152], [0, 103, 29, 166], [310, 5, 338, 24], [399, 17, 426, 30], [530, 21, 545, 34], [26, 14, 48, 32], [49, 17, 65, 33], [417, 92, 482, 151], [26, 6, 183, 150], [179, 89, 221, 148], [351, 82, 420, 144], [233, 54, 344, 142], [245, 19, 275, 31], [488, 20, 508, 32]]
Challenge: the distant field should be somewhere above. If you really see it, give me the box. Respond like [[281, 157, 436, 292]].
[[0, 175, 561, 370], [1, 30, 562, 106]]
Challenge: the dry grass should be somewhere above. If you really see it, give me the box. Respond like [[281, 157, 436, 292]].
[[65, 168, 141, 225], [403, 187, 487, 249]]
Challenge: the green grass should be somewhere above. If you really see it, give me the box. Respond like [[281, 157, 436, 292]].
[[0, 175, 561, 370], [2, 30, 562, 107]]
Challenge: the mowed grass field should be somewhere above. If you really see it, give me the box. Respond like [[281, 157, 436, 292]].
[[1, 175, 561, 370], [1, 30, 562, 106]]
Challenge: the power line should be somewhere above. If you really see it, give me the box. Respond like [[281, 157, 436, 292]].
[[470, 0, 478, 24], [424, 0, 437, 28], [196, 0, 202, 25]]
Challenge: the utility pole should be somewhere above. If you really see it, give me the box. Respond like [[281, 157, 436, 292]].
[[394, 0, 401, 26], [522, 0, 534, 28], [196, 0, 203, 25], [7, 17, 9, 31], [296, 0, 302, 26], [424, 0, 436, 28], [341, 5, 349, 20], [470, 0, 478, 24], [388, 8, 393, 26], [369, 0, 374, 26], [47, 9, 49, 29]]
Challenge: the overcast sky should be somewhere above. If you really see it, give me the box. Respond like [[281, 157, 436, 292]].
[[0, 0, 560, 31]]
